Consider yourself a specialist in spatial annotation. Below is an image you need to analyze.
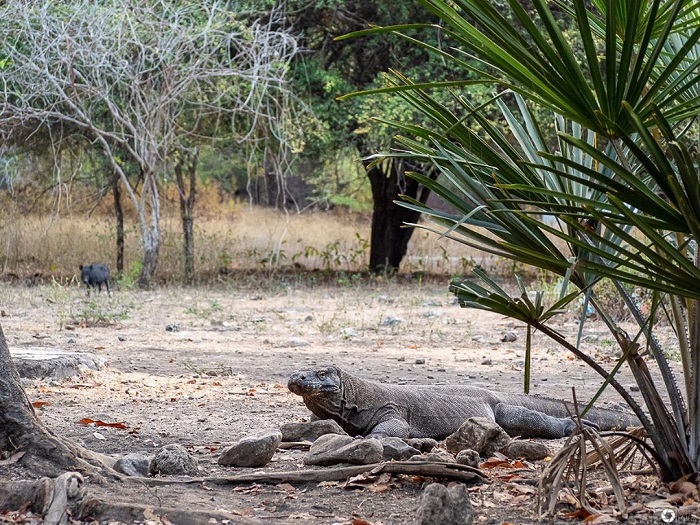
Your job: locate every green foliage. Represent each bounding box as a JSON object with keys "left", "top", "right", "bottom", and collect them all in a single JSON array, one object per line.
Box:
[
  {"left": 184, "top": 301, "right": 223, "bottom": 320},
  {"left": 116, "top": 262, "right": 143, "bottom": 291},
  {"left": 295, "top": 234, "right": 370, "bottom": 271},
  {"left": 73, "top": 299, "right": 132, "bottom": 327},
  {"left": 361, "top": 0, "right": 700, "bottom": 482}
]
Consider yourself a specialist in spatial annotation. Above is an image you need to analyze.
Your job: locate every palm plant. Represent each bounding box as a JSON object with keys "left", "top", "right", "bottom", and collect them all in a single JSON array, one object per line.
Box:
[{"left": 340, "top": 0, "right": 700, "bottom": 481}]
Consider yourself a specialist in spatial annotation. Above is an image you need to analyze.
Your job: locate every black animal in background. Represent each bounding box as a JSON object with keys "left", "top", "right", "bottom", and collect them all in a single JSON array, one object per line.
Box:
[{"left": 79, "top": 263, "right": 111, "bottom": 295}]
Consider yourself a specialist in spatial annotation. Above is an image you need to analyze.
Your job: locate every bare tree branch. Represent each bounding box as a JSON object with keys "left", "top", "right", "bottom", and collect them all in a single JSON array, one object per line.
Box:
[{"left": 0, "top": 0, "right": 299, "bottom": 285}]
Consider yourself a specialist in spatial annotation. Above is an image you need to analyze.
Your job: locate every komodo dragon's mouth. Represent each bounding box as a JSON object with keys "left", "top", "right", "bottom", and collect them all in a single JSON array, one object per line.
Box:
[{"left": 288, "top": 368, "right": 341, "bottom": 395}]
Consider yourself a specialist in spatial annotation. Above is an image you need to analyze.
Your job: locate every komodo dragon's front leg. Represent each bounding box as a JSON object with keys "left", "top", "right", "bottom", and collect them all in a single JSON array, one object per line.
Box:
[
  {"left": 365, "top": 417, "right": 411, "bottom": 439},
  {"left": 494, "top": 403, "right": 598, "bottom": 439}
]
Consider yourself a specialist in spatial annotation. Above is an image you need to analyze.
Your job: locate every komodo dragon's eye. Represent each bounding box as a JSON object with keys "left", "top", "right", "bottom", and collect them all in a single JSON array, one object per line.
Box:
[{"left": 317, "top": 371, "right": 326, "bottom": 379}]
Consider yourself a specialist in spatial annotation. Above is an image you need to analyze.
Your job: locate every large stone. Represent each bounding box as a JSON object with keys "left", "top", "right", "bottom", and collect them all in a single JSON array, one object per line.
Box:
[
  {"left": 408, "top": 450, "right": 456, "bottom": 464},
  {"left": 455, "top": 449, "right": 480, "bottom": 468},
  {"left": 149, "top": 444, "right": 199, "bottom": 476},
  {"left": 415, "top": 483, "right": 474, "bottom": 525},
  {"left": 218, "top": 430, "right": 282, "bottom": 467},
  {"left": 280, "top": 419, "right": 347, "bottom": 442},
  {"left": 445, "top": 417, "right": 510, "bottom": 456},
  {"left": 114, "top": 453, "right": 151, "bottom": 477},
  {"left": 380, "top": 437, "right": 421, "bottom": 461},
  {"left": 305, "top": 434, "right": 383, "bottom": 466},
  {"left": 500, "top": 440, "right": 550, "bottom": 461},
  {"left": 406, "top": 438, "right": 438, "bottom": 453}
]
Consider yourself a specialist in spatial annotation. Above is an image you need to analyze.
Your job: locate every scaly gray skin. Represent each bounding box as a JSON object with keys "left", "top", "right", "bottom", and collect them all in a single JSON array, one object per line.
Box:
[{"left": 288, "top": 366, "right": 641, "bottom": 440}]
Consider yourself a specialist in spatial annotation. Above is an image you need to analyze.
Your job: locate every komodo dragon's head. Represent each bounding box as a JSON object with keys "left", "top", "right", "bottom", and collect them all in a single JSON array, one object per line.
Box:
[
  {"left": 288, "top": 366, "right": 347, "bottom": 421},
  {"left": 288, "top": 366, "right": 342, "bottom": 397}
]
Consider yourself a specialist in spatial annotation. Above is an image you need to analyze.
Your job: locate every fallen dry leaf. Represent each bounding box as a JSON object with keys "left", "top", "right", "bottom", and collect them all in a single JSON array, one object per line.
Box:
[
  {"left": 670, "top": 480, "right": 698, "bottom": 499},
  {"left": 0, "top": 450, "right": 26, "bottom": 465},
  {"left": 31, "top": 401, "right": 51, "bottom": 408},
  {"left": 644, "top": 500, "right": 677, "bottom": 510},
  {"left": 562, "top": 508, "right": 593, "bottom": 520},
  {"left": 678, "top": 503, "right": 700, "bottom": 516},
  {"left": 317, "top": 481, "right": 340, "bottom": 488},
  {"left": 585, "top": 514, "right": 617, "bottom": 524},
  {"left": 350, "top": 519, "right": 373, "bottom": 525},
  {"left": 479, "top": 457, "right": 527, "bottom": 469},
  {"left": 77, "top": 418, "right": 128, "bottom": 429}
]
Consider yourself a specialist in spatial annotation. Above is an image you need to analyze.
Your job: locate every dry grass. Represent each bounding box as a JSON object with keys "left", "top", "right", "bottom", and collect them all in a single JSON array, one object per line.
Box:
[{"left": 0, "top": 195, "right": 511, "bottom": 283}]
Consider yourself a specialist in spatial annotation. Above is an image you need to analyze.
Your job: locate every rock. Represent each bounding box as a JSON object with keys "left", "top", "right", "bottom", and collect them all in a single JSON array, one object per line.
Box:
[
  {"left": 149, "top": 444, "right": 199, "bottom": 476},
  {"left": 280, "top": 419, "right": 347, "bottom": 442},
  {"left": 415, "top": 483, "right": 474, "bottom": 525},
  {"left": 114, "top": 453, "right": 151, "bottom": 477},
  {"left": 380, "top": 316, "right": 404, "bottom": 327},
  {"left": 406, "top": 438, "right": 438, "bottom": 453},
  {"left": 455, "top": 449, "right": 480, "bottom": 468},
  {"left": 340, "top": 327, "right": 360, "bottom": 339},
  {"left": 380, "top": 437, "right": 421, "bottom": 461},
  {"left": 408, "top": 449, "right": 456, "bottom": 463},
  {"left": 218, "top": 430, "right": 282, "bottom": 467},
  {"left": 500, "top": 440, "right": 550, "bottom": 461},
  {"left": 286, "top": 338, "right": 309, "bottom": 348},
  {"left": 501, "top": 331, "right": 517, "bottom": 342},
  {"left": 165, "top": 323, "right": 180, "bottom": 332},
  {"left": 445, "top": 417, "right": 510, "bottom": 456},
  {"left": 305, "top": 434, "right": 383, "bottom": 466},
  {"left": 415, "top": 358, "right": 426, "bottom": 365},
  {"left": 10, "top": 347, "right": 106, "bottom": 379},
  {"left": 481, "top": 358, "right": 492, "bottom": 366}
]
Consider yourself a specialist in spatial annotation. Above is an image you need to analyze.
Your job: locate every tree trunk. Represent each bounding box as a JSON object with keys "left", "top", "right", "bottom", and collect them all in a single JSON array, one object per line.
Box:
[
  {"left": 364, "top": 157, "right": 437, "bottom": 274},
  {"left": 112, "top": 171, "right": 124, "bottom": 276},
  {"left": 136, "top": 172, "right": 161, "bottom": 289},
  {"left": 174, "top": 148, "right": 198, "bottom": 284},
  {"left": 263, "top": 145, "right": 280, "bottom": 208},
  {"left": 0, "top": 324, "right": 115, "bottom": 480}
]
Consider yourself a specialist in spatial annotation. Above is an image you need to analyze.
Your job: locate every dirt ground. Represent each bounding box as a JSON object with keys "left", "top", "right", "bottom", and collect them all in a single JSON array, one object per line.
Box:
[{"left": 0, "top": 276, "right": 682, "bottom": 524}]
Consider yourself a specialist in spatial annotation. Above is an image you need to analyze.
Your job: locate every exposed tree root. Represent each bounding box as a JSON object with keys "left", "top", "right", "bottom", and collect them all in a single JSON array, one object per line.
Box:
[
  {"left": 0, "top": 473, "right": 265, "bottom": 525},
  {"left": 11, "top": 426, "right": 121, "bottom": 483}
]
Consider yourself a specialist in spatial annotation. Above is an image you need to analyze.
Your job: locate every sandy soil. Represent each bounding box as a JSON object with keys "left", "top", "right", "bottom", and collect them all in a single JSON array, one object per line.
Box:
[{"left": 0, "top": 276, "right": 677, "bottom": 524}]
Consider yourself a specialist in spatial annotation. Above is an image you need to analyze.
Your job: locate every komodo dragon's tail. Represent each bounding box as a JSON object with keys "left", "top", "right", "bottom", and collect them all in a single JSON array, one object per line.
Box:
[{"left": 513, "top": 394, "right": 641, "bottom": 431}]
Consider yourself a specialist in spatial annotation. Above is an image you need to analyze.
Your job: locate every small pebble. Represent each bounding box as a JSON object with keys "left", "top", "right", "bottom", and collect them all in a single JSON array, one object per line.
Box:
[{"left": 415, "top": 358, "right": 426, "bottom": 365}]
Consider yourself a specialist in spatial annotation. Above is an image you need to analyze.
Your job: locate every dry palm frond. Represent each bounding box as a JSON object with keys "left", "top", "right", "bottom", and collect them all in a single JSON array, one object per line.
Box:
[{"left": 538, "top": 425, "right": 656, "bottom": 519}]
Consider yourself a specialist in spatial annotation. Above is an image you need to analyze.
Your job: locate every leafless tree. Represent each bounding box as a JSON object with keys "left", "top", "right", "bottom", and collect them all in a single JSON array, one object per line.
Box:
[{"left": 0, "top": 0, "right": 299, "bottom": 286}]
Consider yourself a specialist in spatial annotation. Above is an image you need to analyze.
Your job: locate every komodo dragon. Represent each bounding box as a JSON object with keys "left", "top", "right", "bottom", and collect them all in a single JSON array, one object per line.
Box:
[{"left": 288, "top": 366, "right": 641, "bottom": 439}]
